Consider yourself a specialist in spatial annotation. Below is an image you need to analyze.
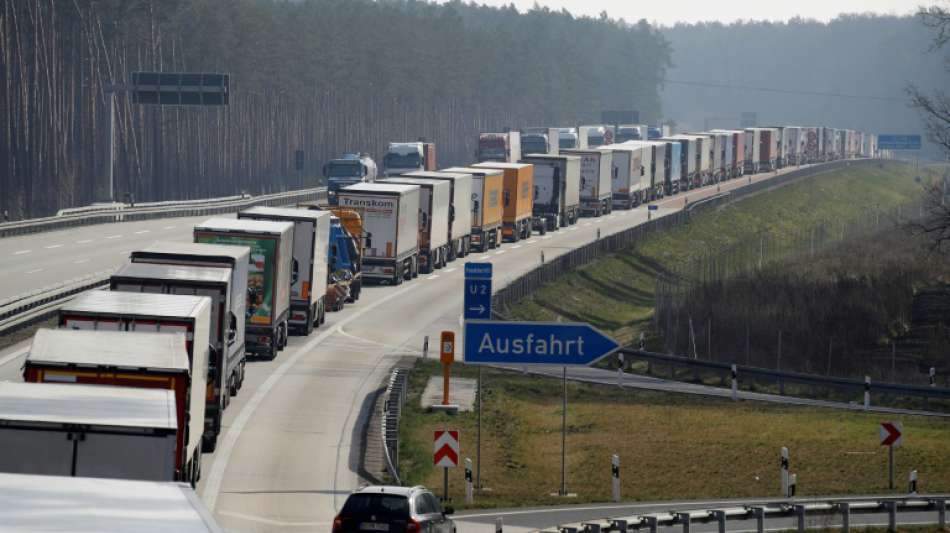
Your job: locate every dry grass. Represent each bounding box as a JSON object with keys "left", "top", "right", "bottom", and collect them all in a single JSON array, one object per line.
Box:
[{"left": 398, "top": 361, "right": 950, "bottom": 509}]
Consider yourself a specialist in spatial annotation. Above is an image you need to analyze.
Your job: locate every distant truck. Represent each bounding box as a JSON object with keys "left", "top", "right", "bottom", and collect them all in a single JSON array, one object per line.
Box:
[
  {"left": 558, "top": 128, "right": 579, "bottom": 149},
  {"left": 625, "top": 141, "right": 667, "bottom": 201},
  {"left": 561, "top": 148, "right": 613, "bottom": 217},
  {"left": 109, "top": 263, "right": 236, "bottom": 453},
  {"left": 129, "top": 241, "right": 249, "bottom": 397},
  {"left": 615, "top": 124, "right": 646, "bottom": 143},
  {"left": 382, "top": 142, "right": 436, "bottom": 176},
  {"left": 0, "top": 472, "right": 226, "bottom": 532},
  {"left": 599, "top": 143, "right": 644, "bottom": 210},
  {"left": 477, "top": 132, "right": 521, "bottom": 163},
  {"left": 238, "top": 207, "right": 331, "bottom": 335},
  {"left": 520, "top": 154, "right": 581, "bottom": 231},
  {"left": 472, "top": 162, "right": 534, "bottom": 242},
  {"left": 521, "top": 128, "right": 559, "bottom": 156},
  {"left": 381, "top": 176, "right": 452, "bottom": 273},
  {"left": 403, "top": 170, "right": 474, "bottom": 260},
  {"left": 744, "top": 128, "right": 762, "bottom": 174},
  {"left": 337, "top": 182, "right": 420, "bottom": 285},
  {"left": 0, "top": 381, "right": 178, "bottom": 482},
  {"left": 579, "top": 125, "right": 614, "bottom": 148},
  {"left": 443, "top": 166, "right": 504, "bottom": 252},
  {"left": 661, "top": 135, "right": 699, "bottom": 191},
  {"left": 194, "top": 218, "right": 294, "bottom": 360},
  {"left": 711, "top": 130, "right": 746, "bottom": 178},
  {"left": 647, "top": 126, "right": 663, "bottom": 140},
  {"left": 25, "top": 324, "right": 204, "bottom": 485},
  {"left": 323, "top": 153, "right": 377, "bottom": 205}
]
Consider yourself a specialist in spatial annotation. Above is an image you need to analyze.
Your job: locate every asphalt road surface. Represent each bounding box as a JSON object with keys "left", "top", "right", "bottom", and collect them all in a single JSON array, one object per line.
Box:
[{"left": 1, "top": 164, "right": 884, "bottom": 531}]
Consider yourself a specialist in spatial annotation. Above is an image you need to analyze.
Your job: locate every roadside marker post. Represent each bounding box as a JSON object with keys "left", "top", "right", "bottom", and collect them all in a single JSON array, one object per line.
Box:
[
  {"left": 611, "top": 454, "right": 621, "bottom": 502},
  {"left": 880, "top": 421, "right": 903, "bottom": 490},
  {"left": 464, "top": 458, "right": 474, "bottom": 504},
  {"left": 930, "top": 367, "right": 937, "bottom": 387},
  {"left": 423, "top": 335, "right": 429, "bottom": 359},
  {"left": 788, "top": 473, "right": 797, "bottom": 498},
  {"left": 909, "top": 469, "right": 918, "bottom": 494},
  {"left": 495, "top": 517, "right": 503, "bottom": 533},
  {"left": 864, "top": 376, "right": 871, "bottom": 410},
  {"left": 781, "top": 447, "right": 790, "bottom": 497},
  {"left": 731, "top": 364, "right": 738, "bottom": 401}
]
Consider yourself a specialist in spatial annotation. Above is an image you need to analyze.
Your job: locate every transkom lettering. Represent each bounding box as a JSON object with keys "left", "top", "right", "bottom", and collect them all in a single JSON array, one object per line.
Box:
[{"left": 478, "top": 332, "right": 585, "bottom": 357}]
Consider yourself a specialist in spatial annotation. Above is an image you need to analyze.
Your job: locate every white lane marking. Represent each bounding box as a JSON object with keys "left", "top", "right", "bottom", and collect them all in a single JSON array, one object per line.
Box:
[
  {"left": 511, "top": 244, "right": 522, "bottom": 249},
  {"left": 526, "top": 239, "right": 537, "bottom": 244},
  {"left": 134, "top": 230, "right": 151, "bottom": 234},
  {"left": 44, "top": 244, "right": 62, "bottom": 249},
  {"left": 583, "top": 222, "right": 592, "bottom": 227},
  {"left": 201, "top": 283, "right": 416, "bottom": 512},
  {"left": 594, "top": 218, "right": 605, "bottom": 224},
  {"left": 541, "top": 235, "right": 552, "bottom": 240},
  {"left": 105, "top": 234, "right": 122, "bottom": 239},
  {"left": 427, "top": 275, "right": 439, "bottom": 280},
  {"left": 163, "top": 225, "right": 176, "bottom": 230},
  {"left": 568, "top": 227, "right": 579, "bottom": 232},
  {"left": 337, "top": 326, "right": 421, "bottom": 354},
  {"left": 12, "top": 250, "right": 30, "bottom": 255},
  {"left": 217, "top": 510, "right": 330, "bottom": 528},
  {"left": 76, "top": 239, "right": 93, "bottom": 244},
  {"left": 494, "top": 250, "right": 506, "bottom": 255},
  {"left": 478, "top": 255, "right": 491, "bottom": 260},
  {"left": 0, "top": 346, "right": 30, "bottom": 368},
  {"left": 443, "top": 268, "right": 457, "bottom": 273},
  {"left": 25, "top": 268, "right": 43, "bottom": 274},
  {"left": 73, "top": 259, "right": 89, "bottom": 264}
]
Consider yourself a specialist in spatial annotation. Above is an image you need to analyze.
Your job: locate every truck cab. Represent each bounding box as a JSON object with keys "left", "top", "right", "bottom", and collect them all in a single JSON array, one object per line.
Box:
[
  {"left": 521, "top": 127, "right": 558, "bottom": 156},
  {"left": 477, "top": 132, "right": 521, "bottom": 163},
  {"left": 383, "top": 142, "right": 436, "bottom": 176},
  {"left": 615, "top": 125, "right": 644, "bottom": 143},
  {"left": 324, "top": 153, "right": 377, "bottom": 204},
  {"left": 558, "top": 128, "right": 578, "bottom": 150}
]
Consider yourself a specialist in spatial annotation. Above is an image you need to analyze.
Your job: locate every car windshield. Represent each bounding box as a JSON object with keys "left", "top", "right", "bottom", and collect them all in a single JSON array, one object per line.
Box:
[
  {"left": 384, "top": 152, "right": 421, "bottom": 169},
  {"left": 340, "top": 494, "right": 410, "bottom": 520}
]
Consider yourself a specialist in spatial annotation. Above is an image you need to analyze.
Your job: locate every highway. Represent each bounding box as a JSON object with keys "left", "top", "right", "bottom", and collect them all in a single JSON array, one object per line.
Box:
[{"left": 0, "top": 164, "right": 870, "bottom": 531}]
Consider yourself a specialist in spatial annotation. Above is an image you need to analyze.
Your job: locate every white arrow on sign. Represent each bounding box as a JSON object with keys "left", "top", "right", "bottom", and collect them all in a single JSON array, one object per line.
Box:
[{"left": 468, "top": 305, "right": 486, "bottom": 314}]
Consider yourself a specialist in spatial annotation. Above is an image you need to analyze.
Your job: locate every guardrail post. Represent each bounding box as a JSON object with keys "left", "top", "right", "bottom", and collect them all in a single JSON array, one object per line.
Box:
[
  {"left": 582, "top": 523, "right": 600, "bottom": 533},
  {"left": 731, "top": 364, "right": 738, "bottom": 401},
  {"left": 750, "top": 507, "right": 765, "bottom": 533},
  {"left": 673, "top": 512, "right": 691, "bottom": 533},
  {"left": 886, "top": 500, "right": 897, "bottom": 532},
  {"left": 864, "top": 376, "right": 871, "bottom": 410},
  {"left": 643, "top": 516, "right": 658, "bottom": 533},
  {"left": 610, "top": 519, "right": 627, "bottom": 533},
  {"left": 495, "top": 517, "right": 503, "bottom": 533},
  {"left": 794, "top": 504, "right": 806, "bottom": 532},
  {"left": 710, "top": 510, "right": 726, "bottom": 533},
  {"left": 838, "top": 502, "right": 851, "bottom": 532},
  {"left": 935, "top": 498, "right": 946, "bottom": 529}
]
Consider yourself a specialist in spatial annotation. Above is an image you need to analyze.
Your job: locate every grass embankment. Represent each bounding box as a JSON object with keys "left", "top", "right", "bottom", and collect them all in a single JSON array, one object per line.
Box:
[
  {"left": 399, "top": 360, "right": 950, "bottom": 509},
  {"left": 508, "top": 161, "right": 926, "bottom": 347}
]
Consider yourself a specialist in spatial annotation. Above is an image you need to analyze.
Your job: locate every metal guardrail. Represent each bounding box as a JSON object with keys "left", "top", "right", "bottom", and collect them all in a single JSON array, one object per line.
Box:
[
  {"left": 621, "top": 349, "right": 950, "bottom": 403},
  {"left": 0, "top": 271, "right": 113, "bottom": 336},
  {"left": 542, "top": 495, "right": 948, "bottom": 533},
  {"left": 381, "top": 368, "right": 409, "bottom": 485},
  {"left": 0, "top": 187, "right": 327, "bottom": 238}
]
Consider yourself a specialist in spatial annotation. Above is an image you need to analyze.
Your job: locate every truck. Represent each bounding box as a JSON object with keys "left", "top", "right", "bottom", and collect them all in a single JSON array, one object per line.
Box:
[
  {"left": 477, "top": 132, "right": 521, "bottom": 163},
  {"left": 295, "top": 203, "right": 365, "bottom": 304},
  {"left": 760, "top": 128, "right": 780, "bottom": 170},
  {"left": 558, "top": 128, "right": 579, "bottom": 149},
  {"left": 685, "top": 132, "right": 723, "bottom": 181},
  {"left": 323, "top": 153, "right": 377, "bottom": 205},
  {"left": 382, "top": 142, "right": 436, "bottom": 176},
  {"left": 579, "top": 125, "right": 614, "bottom": 148},
  {"left": 615, "top": 124, "right": 646, "bottom": 143},
  {"left": 337, "top": 182, "right": 420, "bottom": 285},
  {"left": 442, "top": 166, "right": 504, "bottom": 251},
  {"left": 711, "top": 130, "right": 746, "bottom": 177},
  {"left": 237, "top": 207, "right": 331, "bottom": 335},
  {"left": 472, "top": 162, "right": 534, "bottom": 241},
  {"left": 380, "top": 176, "right": 451, "bottom": 272},
  {"left": 25, "top": 325, "right": 203, "bottom": 485},
  {"left": 0, "top": 471, "right": 225, "bottom": 532},
  {"left": 194, "top": 218, "right": 293, "bottom": 360},
  {"left": 520, "top": 154, "right": 581, "bottom": 231},
  {"left": 744, "top": 128, "right": 762, "bottom": 174},
  {"left": 109, "top": 263, "right": 235, "bottom": 454},
  {"left": 129, "top": 241, "right": 249, "bottom": 396},
  {"left": 709, "top": 130, "right": 735, "bottom": 179},
  {"left": 600, "top": 143, "right": 644, "bottom": 209},
  {"left": 521, "top": 127, "right": 559, "bottom": 156},
  {"left": 402, "top": 170, "right": 474, "bottom": 260},
  {"left": 561, "top": 148, "right": 613, "bottom": 216},
  {"left": 665, "top": 140, "right": 682, "bottom": 195},
  {"left": 0, "top": 380, "right": 177, "bottom": 482},
  {"left": 662, "top": 135, "right": 699, "bottom": 190},
  {"left": 625, "top": 141, "right": 667, "bottom": 201},
  {"left": 803, "top": 127, "right": 821, "bottom": 163}
]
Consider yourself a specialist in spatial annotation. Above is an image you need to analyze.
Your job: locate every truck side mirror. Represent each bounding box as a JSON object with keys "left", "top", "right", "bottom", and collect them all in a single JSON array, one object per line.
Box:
[
  {"left": 291, "top": 259, "right": 299, "bottom": 285},
  {"left": 228, "top": 312, "right": 237, "bottom": 343}
]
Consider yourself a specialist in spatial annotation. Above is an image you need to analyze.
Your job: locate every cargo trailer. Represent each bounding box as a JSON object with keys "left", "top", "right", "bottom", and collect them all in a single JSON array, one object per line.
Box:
[
  {"left": 660, "top": 135, "right": 698, "bottom": 191},
  {"left": 194, "top": 218, "right": 293, "bottom": 360},
  {"left": 237, "top": 207, "right": 331, "bottom": 335},
  {"left": 24, "top": 327, "right": 202, "bottom": 485},
  {"left": 520, "top": 154, "right": 581, "bottom": 232},
  {"left": 442, "top": 166, "right": 504, "bottom": 252},
  {"left": 599, "top": 143, "right": 644, "bottom": 209},
  {"left": 109, "top": 263, "right": 234, "bottom": 453},
  {"left": 402, "top": 170, "right": 473, "bottom": 260},
  {"left": 380, "top": 177, "right": 451, "bottom": 272},
  {"left": 338, "top": 182, "right": 420, "bottom": 285},
  {"left": 472, "top": 162, "right": 534, "bottom": 242},
  {"left": 744, "top": 128, "right": 762, "bottom": 173},
  {"left": 561, "top": 148, "right": 613, "bottom": 216}
]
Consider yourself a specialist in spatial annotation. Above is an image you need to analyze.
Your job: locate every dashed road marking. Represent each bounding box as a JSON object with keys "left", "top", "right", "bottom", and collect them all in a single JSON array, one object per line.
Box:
[
  {"left": 73, "top": 259, "right": 90, "bottom": 264},
  {"left": 163, "top": 226, "right": 176, "bottom": 230},
  {"left": 134, "top": 230, "right": 151, "bottom": 234},
  {"left": 568, "top": 227, "right": 579, "bottom": 232},
  {"left": 25, "top": 268, "right": 43, "bottom": 274},
  {"left": 105, "top": 235, "right": 122, "bottom": 240},
  {"left": 426, "top": 275, "right": 439, "bottom": 280},
  {"left": 76, "top": 239, "right": 93, "bottom": 244},
  {"left": 44, "top": 244, "right": 62, "bottom": 249},
  {"left": 443, "top": 268, "right": 457, "bottom": 273},
  {"left": 541, "top": 235, "right": 552, "bottom": 240},
  {"left": 511, "top": 244, "right": 522, "bottom": 249},
  {"left": 478, "top": 255, "right": 491, "bottom": 260},
  {"left": 13, "top": 250, "right": 30, "bottom": 255},
  {"left": 594, "top": 218, "right": 605, "bottom": 224},
  {"left": 526, "top": 239, "right": 538, "bottom": 244},
  {"left": 583, "top": 222, "right": 592, "bottom": 227},
  {"left": 494, "top": 250, "right": 506, "bottom": 255}
]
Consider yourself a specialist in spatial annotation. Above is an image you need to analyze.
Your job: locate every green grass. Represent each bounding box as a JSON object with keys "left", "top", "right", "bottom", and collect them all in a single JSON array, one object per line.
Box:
[
  {"left": 399, "top": 360, "right": 950, "bottom": 509},
  {"left": 509, "top": 161, "right": 930, "bottom": 347}
]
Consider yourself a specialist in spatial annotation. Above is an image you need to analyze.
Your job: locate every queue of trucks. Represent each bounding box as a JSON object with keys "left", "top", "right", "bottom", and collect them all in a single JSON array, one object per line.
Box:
[{"left": 0, "top": 123, "right": 878, "bottom": 511}]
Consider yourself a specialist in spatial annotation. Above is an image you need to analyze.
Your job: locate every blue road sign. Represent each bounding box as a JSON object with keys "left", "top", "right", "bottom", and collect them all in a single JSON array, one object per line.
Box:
[
  {"left": 878, "top": 134, "right": 922, "bottom": 151},
  {"left": 648, "top": 205, "right": 658, "bottom": 211},
  {"left": 464, "top": 262, "right": 492, "bottom": 320},
  {"left": 463, "top": 320, "right": 620, "bottom": 365}
]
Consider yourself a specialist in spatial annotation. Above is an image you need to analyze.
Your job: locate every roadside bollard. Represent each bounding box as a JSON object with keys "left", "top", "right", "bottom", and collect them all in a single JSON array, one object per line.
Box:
[
  {"left": 495, "top": 516, "right": 503, "bottom": 533},
  {"left": 617, "top": 353, "right": 625, "bottom": 388},
  {"left": 465, "top": 458, "right": 474, "bottom": 504},
  {"left": 611, "top": 454, "right": 620, "bottom": 502},
  {"left": 909, "top": 470, "right": 918, "bottom": 494},
  {"left": 781, "top": 447, "right": 790, "bottom": 497},
  {"left": 788, "top": 473, "right": 797, "bottom": 498},
  {"left": 930, "top": 367, "right": 937, "bottom": 387},
  {"left": 596, "top": 228, "right": 601, "bottom": 241},
  {"left": 731, "top": 364, "right": 738, "bottom": 401},
  {"left": 864, "top": 376, "right": 871, "bottom": 410},
  {"left": 423, "top": 336, "right": 429, "bottom": 360}
]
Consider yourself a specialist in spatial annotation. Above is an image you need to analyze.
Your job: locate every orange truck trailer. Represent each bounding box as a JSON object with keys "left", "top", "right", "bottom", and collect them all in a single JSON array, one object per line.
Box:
[{"left": 471, "top": 162, "right": 534, "bottom": 242}]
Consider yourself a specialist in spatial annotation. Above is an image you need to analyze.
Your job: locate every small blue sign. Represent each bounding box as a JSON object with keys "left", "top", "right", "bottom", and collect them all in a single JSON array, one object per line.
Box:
[
  {"left": 464, "top": 262, "right": 492, "bottom": 320},
  {"left": 464, "top": 320, "right": 620, "bottom": 365},
  {"left": 648, "top": 205, "right": 658, "bottom": 211},
  {"left": 465, "top": 262, "right": 492, "bottom": 279},
  {"left": 878, "top": 134, "right": 922, "bottom": 151}
]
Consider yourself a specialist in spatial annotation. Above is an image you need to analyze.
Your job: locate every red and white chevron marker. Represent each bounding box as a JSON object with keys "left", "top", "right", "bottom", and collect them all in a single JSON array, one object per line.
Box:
[
  {"left": 880, "top": 421, "right": 903, "bottom": 447},
  {"left": 434, "top": 430, "right": 460, "bottom": 468}
]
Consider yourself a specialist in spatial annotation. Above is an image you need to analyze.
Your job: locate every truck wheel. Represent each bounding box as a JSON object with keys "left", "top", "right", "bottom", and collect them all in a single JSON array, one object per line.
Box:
[
  {"left": 230, "top": 373, "right": 238, "bottom": 397},
  {"left": 305, "top": 309, "right": 315, "bottom": 335},
  {"left": 192, "top": 450, "right": 202, "bottom": 487},
  {"left": 394, "top": 272, "right": 404, "bottom": 285},
  {"left": 202, "top": 429, "right": 218, "bottom": 454}
]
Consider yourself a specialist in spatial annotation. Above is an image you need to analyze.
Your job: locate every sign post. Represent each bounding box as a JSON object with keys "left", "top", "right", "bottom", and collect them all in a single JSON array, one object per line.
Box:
[
  {"left": 440, "top": 331, "right": 455, "bottom": 406},
  {"left": 880, "top": 421, "right": 903, "bottom": 490},
  {"left": 434, "top": 429, "right": 460, "bottom": 501},
  {"left": 464, "top": 262, "right": 492, "bottom": 491}
]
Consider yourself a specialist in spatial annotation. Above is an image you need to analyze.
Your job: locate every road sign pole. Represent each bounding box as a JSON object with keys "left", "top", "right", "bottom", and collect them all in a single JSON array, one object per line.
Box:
[
  {"left": 443, "top": 466, "right": 449, "bottom": 502},
  {"left": 107, "top": 88, "right": 116, "bottom": 203},
  {"left": 888, "top": 444, "right": 894, "bottom": 490},
  {"left": 781, "top": 447, "right": 789, "bottom": 497},
  {"left": 561, "top": 365, "right": 567, "bottom": 496},
  {"left": 476, "top": 367, "right": 482, "bottom": 490}
]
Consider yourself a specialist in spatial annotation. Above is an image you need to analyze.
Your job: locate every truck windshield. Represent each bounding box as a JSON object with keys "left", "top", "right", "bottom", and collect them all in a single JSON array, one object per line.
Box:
[
  {"left": 522, "top": 139, "right": 547, "bottom": 155},
  {"left": 617, "top": 131, "right": 640, "bottom": 142},
  {"left": 588, "top": 135, "right": 605, "bottom": 146},
  {"left": 384, "top": 152, "right": 420, "bottom": 170},
  {"left": 559, "top": 138, "right": 576, "bottom": 149},
  {"left": 327, "top": 163, "right": 363, "bottom": 178}
]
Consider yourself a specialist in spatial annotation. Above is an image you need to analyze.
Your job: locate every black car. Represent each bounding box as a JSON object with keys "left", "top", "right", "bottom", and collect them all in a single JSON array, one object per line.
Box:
[{"left": 334, "top": 485, "right": 455, "bottom": 533}]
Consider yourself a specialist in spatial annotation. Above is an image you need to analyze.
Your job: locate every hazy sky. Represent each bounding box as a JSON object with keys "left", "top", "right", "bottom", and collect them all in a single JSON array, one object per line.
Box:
[{"left": 456, "top": 0, "right": 918, "bottom": 26}]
